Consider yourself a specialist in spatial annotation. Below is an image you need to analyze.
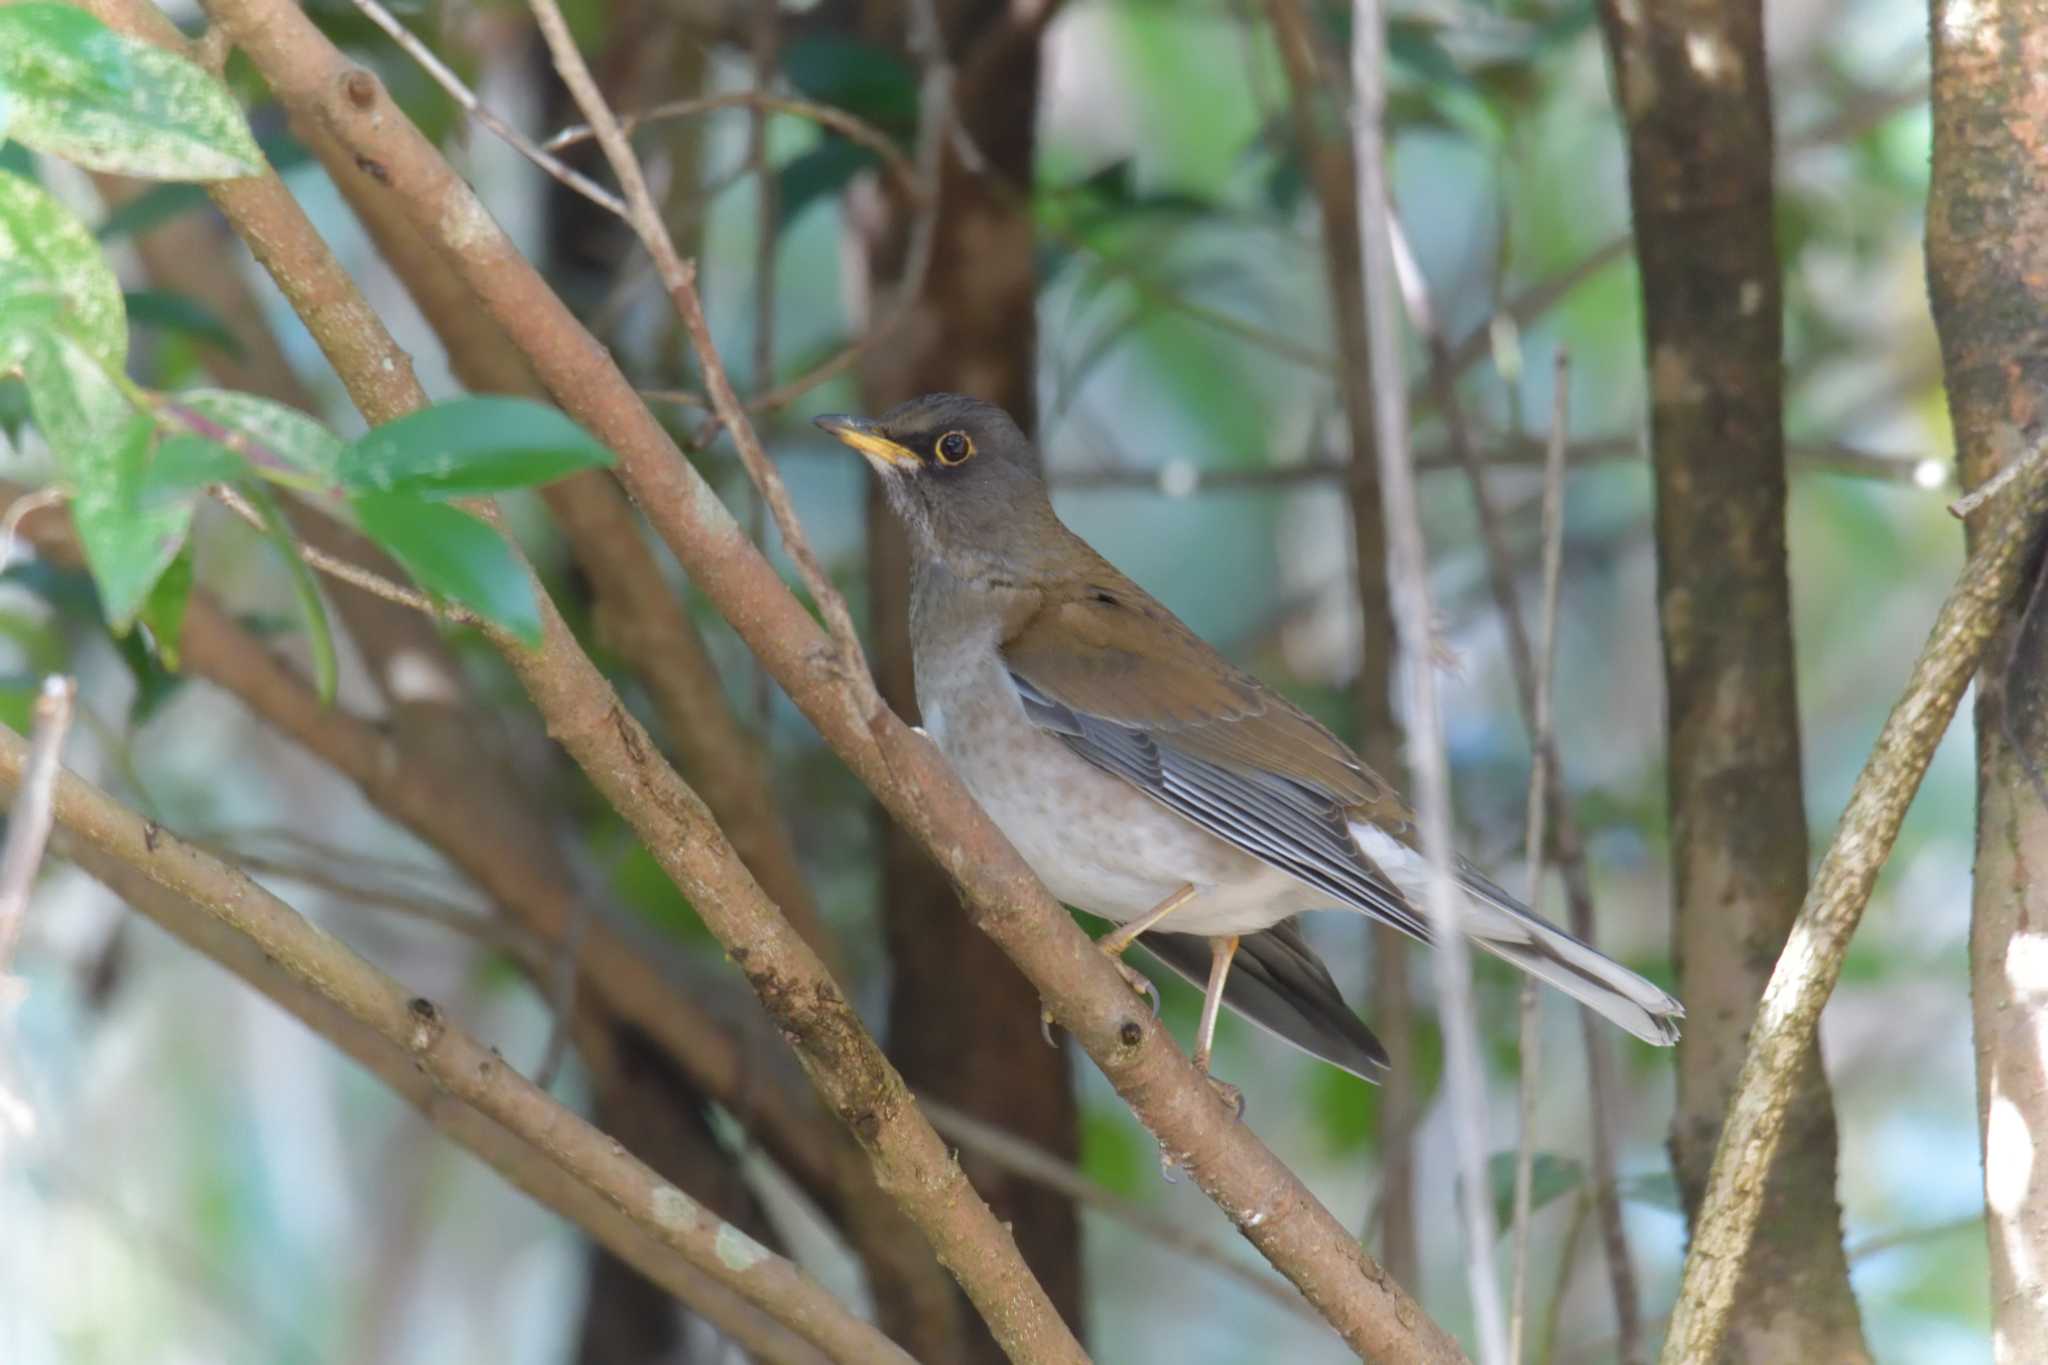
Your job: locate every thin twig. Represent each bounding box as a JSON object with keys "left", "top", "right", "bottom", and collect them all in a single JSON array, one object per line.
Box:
[
  {"left": 200, "top": 843, "right": 545, "bottom": 960},
  {"left": 1846, "top": 1213, "right": 1983, "bottom": 1262},
  {"left": 211, "top": 484, "right": 465, "bottom": 625},
  {"left": 532, "top": 887, "right": 588, "bottom": 1093},
  {"left": 0, "top": 676, "right": 77, "bottom": 975},
  {"left": 1351, "top": 5, "right": 1508, "bottom": 1362},
  {"left": 747, "top": 7, "right": 781, "bottom": 736},
  {"left": 691, "top": 23, "right": 953, "bottom": 437},
  {"left": 1508, "top": 350, "right": 1570, "bottom": 1362},
  {"left": 1660, "top": 437, "right": 2048, "bottom": 1359},
  {"left": 345, "top": 0, "right": 626, "bottom": 217},
  {"left": 524, "top": 0, "right": 870, "bottom": 676},
  {"left": 729, "top": 428, "right": 1936, "bottom": 492},
  {"left": 1391, "top": 194, "right": 1644, "bottom": 1356},
  {"left": 546, "top": 91, "right": 924, "bottom": 200},
  {"left": 1536, "top": 1190, "right": 1592, "bottom": 1365},
  {"left": 1949, "top": 426, "right": 2048, "bottom": 517}
]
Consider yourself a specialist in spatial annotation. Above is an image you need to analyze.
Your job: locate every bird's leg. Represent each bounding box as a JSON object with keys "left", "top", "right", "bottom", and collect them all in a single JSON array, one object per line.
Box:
[
  {"left": 1040, "top": 884, "right": 1196, "bottom": 1046},
  {"left": 1095, "top": 883, "right": 1199, "bottom": 960},
  {"left": 1191, "top": 934, "right": 1245, "bottom": 1116}
]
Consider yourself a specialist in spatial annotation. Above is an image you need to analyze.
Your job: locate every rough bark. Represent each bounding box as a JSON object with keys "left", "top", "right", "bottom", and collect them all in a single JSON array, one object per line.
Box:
[
  {"left": 854, "top": 3, "right": 1083, "bottom": 1354},
  {"left": 1596, "top": 2, "right": 1870, "bottom": 1359},
  {"left": 1928, "top": 4, "right": 2048, "bottom": 1358}
]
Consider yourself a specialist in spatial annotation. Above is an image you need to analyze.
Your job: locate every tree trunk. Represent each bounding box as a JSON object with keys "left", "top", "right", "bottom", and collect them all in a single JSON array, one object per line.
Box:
[
  {"left": 1928, "top": 5, "right": 2048, "bottom": 1357},
  {"left": 1597, "top": 2, "right": 1871, "bottom": 1359},
  {"left": 857, "top": 4, "right": 1084, "bottom": 1357}
]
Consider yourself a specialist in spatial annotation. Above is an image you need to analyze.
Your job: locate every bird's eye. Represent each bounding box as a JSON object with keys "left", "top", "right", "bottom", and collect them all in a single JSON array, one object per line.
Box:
[{"left": 935, "top": 430, "right": 974, "bottom": 466}]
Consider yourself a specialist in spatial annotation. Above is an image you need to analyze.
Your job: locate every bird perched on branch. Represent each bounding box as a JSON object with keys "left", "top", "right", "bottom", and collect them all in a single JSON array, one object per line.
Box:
[{"left": 819, "top": 393, "right": 1682, "bottom": 1100}]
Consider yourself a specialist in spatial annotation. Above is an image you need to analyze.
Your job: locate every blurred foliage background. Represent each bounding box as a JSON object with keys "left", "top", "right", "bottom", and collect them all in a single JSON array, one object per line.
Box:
[{"left": 0, "top": 0, "right": 1978, "bottom": 1360}]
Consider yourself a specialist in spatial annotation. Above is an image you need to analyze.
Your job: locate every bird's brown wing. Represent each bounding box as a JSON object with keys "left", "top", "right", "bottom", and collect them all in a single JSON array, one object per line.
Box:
[{"left": 1000, "top": 579, "right": 1431, "bottom": 940}]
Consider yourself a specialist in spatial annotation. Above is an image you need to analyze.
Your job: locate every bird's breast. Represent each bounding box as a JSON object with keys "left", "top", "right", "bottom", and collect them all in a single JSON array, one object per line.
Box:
[{"left": 912, "top": 635, "right": 1300, "bottom": 933}]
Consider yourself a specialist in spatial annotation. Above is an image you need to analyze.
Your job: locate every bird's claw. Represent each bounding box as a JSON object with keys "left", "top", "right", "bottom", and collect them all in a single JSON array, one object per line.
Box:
[
  {"left": 1039, "top": 1006, "right": 1059, "bottom": 1048},
  {"left": 1105, "top": 955, "right": 1160, "bottom": 1017},
  {"left": 1207, "top": 1075, "right": 1247, "bottom": 1120}
]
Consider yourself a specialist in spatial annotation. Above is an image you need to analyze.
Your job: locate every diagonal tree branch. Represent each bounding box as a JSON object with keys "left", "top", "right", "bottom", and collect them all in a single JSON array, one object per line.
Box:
[
  {"left": 196, "top": 0, "right": 1466, "bottom": 1354},
  {"left": 0, "top": 740, "right": 906, "bottom": 1365},
  {"left": 1659, "top": 444, "right": 2048, "bottom": 1361},
  {"left": 70, "top": 0, "right": 1088, "bottom": 1352},
  {"left": 60, "top": 844, "right": 834, "bottom": 1365}
]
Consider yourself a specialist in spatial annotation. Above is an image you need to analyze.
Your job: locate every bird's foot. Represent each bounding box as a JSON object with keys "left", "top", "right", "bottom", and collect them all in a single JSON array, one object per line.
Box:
[
  {"left": 1104, "top": 954, "right": 1161, "bottom": 1016},
  {"left": 1040, "top": 955, "right": 1159, "bottom": 1047}
]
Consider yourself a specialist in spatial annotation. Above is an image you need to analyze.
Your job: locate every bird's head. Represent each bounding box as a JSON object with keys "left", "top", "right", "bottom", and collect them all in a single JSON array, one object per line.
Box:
[{"left": 815, "top": 393, "right": 1062, "bottom": 577}]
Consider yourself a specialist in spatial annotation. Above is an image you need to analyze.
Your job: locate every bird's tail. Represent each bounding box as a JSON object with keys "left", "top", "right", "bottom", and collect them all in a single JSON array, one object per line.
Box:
[
  {"left": 1455, "top": 868, "right": 1683, "bottom": 1045},
  {"left": 1348, "top": 821, "right": 1683, "bottom": 1045}
]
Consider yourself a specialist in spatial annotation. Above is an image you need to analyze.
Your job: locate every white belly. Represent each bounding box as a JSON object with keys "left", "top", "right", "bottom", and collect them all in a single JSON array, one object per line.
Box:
[{"left": 918, "top": 644, "right": 1316, "bottom": 938}]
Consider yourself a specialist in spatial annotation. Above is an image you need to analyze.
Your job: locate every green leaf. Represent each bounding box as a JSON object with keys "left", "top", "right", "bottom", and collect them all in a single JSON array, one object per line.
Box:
[
  {"left": 109, "top": 615, "right": 184, "bottom": 724},
  {"left": 244, "top": 482, "right": 336, "bottom": 704},
  {"left": 780, "top": 35, "right": 917, "bottom": 136},
  {"left": 41, "top": 397, "right": 193, "bottom": 630},
  {"left": 18, "top": 330, "right": 194, "bottom": 628},
  {"left": 336, "top": 397, "right": 613, "bottom": 497},
  {"left": 174, "top": 388, "right": 342, "bottom": 483},
  {"left": 0, "top": 4, "right": 263, "bottom": 180},
  {"left": 1487, "top": 1151, "right": 1586, "bottom": 1235},
  {"left": 136, "top": 544, "right": 192, "bottom": 669},
  {"left": 0, "top": 259, "right": 62, "bottom": 371},
  {"left": 776, "top": 139, "right": 876, "bottom": 234},
  {"left": 123, "top": 288, "right": 243, "bottom": 357},
  {"left": 19, "top": 325, "right": 131, "bottom": 453},
  {"left": 140, "top": 431, "right": 242, "bottom": 507},
  {"left": 0, "top": 167, "right": 126, "bottom": 366},
  {"left": 94, "top": 127, "right": 308, "bottom": 243},
  {"left": 348, "top": 491, "right": 541, "bottom": 646}
]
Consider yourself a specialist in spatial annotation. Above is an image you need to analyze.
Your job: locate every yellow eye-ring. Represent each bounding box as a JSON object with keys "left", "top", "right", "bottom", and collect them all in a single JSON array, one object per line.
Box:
[{"left": 935, "top": 430, "right": 974, "bottom": 465}]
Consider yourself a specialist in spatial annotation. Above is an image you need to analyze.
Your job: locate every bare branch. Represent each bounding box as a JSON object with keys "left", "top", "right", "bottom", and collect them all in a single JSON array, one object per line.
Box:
[
  {"left": 208, "top": 484, "right": 461, "bottom": 624},
  {"left": 1390, "top": 202, "right": 1644, "bottom": 1357},
  {"left": 1658, "top": 443, "right": 2048, "bottom": 1361},
  {"left": 1350, "top": 4, "right": 1506, "bottom": 1360},
  {"left": 0, "top": 676, "right": 77, "bottom": 976},
  {"left": 0, "top": 739, "right": 907, "bottom": 1365},
  {"left": 523, "top": 0, "right": 870, "bottom": 679},
  {"left": 545, "top": 90, "right": 924, "bottom": 201},
  {"left": 345, "top": 0, "right": 626, "bottom": 217},
  {"left": 1950, "top": 432, "right": 2048, "bottom": 518},
  {"left": 1509, "top": 351, "right": 1570, "bottom": 1362}
]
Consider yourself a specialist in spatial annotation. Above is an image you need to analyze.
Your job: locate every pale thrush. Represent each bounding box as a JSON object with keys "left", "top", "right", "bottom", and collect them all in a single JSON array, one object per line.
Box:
[{"left": 819, "top": 394, "right": 1683, "bottom": 1090}]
